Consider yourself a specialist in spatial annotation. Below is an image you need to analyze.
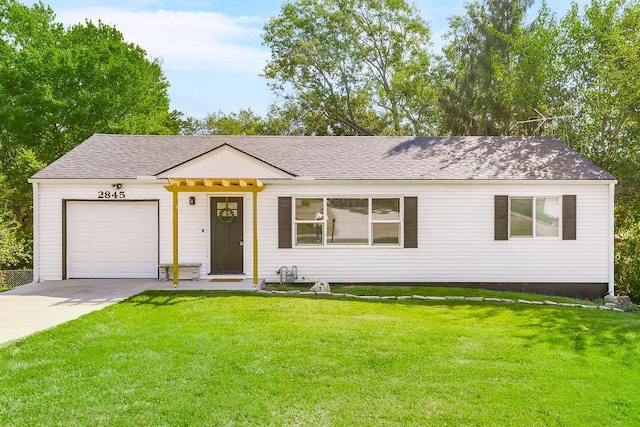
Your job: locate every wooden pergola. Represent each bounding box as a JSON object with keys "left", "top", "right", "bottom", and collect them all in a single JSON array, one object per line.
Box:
[{"left": 164, "top": 178, "right": 265, "bottom": 286}]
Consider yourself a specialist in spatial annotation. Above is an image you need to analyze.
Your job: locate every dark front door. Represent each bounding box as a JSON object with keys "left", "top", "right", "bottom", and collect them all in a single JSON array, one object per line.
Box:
[{"left": 210, "top": 197, "right": 243, "bottom": 274}]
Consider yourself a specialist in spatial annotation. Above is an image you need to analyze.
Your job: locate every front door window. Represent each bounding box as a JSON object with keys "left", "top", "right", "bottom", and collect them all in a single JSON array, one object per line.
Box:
[{"left": 217, "top": 201, "right": 238, "bottom": 224}]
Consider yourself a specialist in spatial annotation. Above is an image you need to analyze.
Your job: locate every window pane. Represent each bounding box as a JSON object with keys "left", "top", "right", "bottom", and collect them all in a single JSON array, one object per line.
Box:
[
  {"left": 295, "top": 198, "right": 323, "bottom": 220},
  {"left": 327, "top": 198, "right": 368, "bottom": 244},
  {"left": 372, "top": 223, "right": 399, "bottom": 245},
  {"left": 510, "top": 198, "right": 533, "bottom": 236},
  {"left": 536, "top": 197, "right": 560, "bottom": 237},
  {"left": 296, "top": 223, "right": 323, "bottom": 245},
  {"left": 372, "top": 198, "right": 400, "bottom": 220},
  {"left": 216, "top": 202, "right": 238, "bottom": 216}
]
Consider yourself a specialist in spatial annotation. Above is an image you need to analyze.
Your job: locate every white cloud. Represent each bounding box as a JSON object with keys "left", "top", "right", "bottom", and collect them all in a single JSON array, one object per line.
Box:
[{"left": 54, "top": 8, "right": 270, "bottom": 72}]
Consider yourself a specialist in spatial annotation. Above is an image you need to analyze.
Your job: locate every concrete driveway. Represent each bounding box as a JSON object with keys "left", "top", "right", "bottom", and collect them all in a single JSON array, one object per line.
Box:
[
  {"left": 0, "top": 279, "right": 159, "bottom": 345},
  {"left": 0, "top": 278, "right": 259, "bottom": 345}
]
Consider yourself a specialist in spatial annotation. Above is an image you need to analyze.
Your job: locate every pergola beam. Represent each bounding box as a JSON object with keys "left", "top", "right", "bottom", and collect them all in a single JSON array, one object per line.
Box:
[{"left": 165, "top": 178, "right": 264, "bottom": 193}]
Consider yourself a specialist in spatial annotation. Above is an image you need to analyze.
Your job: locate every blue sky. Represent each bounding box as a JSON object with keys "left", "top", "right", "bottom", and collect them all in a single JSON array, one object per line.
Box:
[{"left": 42, "top": 0, "right": 587, "bottom": 119}]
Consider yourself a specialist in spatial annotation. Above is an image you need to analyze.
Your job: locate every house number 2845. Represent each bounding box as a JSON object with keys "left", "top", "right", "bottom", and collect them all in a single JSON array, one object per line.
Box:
[{"left": 98, "top": 191, "right": 125, "bottom": 199}]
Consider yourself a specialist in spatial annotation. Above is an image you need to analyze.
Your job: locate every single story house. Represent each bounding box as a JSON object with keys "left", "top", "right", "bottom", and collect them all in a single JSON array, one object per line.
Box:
[{"left": 29, "top": 134, "right": 616, "bottom": 298}]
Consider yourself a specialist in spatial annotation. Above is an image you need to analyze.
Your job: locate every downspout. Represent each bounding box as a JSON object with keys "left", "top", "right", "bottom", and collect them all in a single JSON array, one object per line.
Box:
[
  {"left": 608, "top": 182, "right": 615, "bottom": 296},
  {"left": 29, "top": 181, "right": 40, "bottom": 284}
]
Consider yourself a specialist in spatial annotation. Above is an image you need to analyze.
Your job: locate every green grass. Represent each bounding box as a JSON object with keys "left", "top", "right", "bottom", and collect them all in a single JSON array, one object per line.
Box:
[{"left": 1, "top": 291, "right": 639, "bottom": 426}]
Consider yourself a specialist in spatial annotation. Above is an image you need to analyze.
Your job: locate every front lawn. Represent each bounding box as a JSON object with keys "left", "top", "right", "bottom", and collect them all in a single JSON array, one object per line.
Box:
[{"left": 1, "top": 291, "right": 639, "bottom": 425}]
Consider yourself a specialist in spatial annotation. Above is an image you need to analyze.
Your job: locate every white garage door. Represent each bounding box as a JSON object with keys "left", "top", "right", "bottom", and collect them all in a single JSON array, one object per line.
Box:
[{"left": 67, "top": 201, "right": 158, "bottom": 278}]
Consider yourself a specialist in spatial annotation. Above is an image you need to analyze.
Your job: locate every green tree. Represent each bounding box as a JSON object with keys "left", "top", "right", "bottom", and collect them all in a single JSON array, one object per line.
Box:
[
  {"left": 0, "top": 173, "right": 31, "bottom": 270},
  {"left": 437, "top": 0, "right": 561, "bottom": 136},
  {"left": 183, "top": 109, "right": 268, "bottom": 135},
  {"left": 558, "top": 0, "right": 640, "bottom": 168},
  {"left": 0, "top": 7, "right": 179, "bottom": 165},
  {"left": 262, "top": 0, "right": 437, "bottom": 135},
  {"left": 263, "top": 102, "right": 365, "bottom": 135},
  {"left": 182, "top": 105, "right": 364, "bottom": 136},
  {"left": 0, "top": 148, "right": 45, "bottom": 229},
  {"left": 0, "top": 213, "right": 31, "bottom": 270}
]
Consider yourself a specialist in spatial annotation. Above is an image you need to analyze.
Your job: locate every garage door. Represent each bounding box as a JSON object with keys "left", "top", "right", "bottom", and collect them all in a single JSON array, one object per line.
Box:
[{"left": 66, "top": 201, "right": 158, "bottom": 278}]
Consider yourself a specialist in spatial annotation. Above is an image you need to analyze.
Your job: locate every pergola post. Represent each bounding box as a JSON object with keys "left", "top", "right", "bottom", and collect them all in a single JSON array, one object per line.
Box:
[{"left": 172, "top": 190, "right": 179, "bottom": 286}]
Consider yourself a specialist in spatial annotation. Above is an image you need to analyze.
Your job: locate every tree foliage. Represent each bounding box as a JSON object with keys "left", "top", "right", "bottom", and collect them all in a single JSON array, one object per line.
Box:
[
  {"left": 262, "top": 0, "right": 437, "bottom": 135},
  {"left": 182, "top": 109, "right": 269, "bottom": 135},
  {"left": 0, "top": 1, "right": 178, "bottom": 165},
  {"left": 437, "top": 0, "right": 561, "bottom": 135},
  {"left": 557, "top": 0, "right": 640, "bottom": 170},
  {"left": 0, "top": 173, "right": 31, "bottom": 270}
]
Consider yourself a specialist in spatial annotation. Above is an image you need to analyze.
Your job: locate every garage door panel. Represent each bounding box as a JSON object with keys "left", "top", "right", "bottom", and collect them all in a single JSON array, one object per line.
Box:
[
  {"left": 137, "top": 221, "right": 157, "bottom": 233},
  {"left": 71, "top": 241, "right": 90, "bottom": 253},
  {"left": 73, "top": 222, "right": 91, "bottom": 233},
  {"left": 92, "top": 262, "right": 113, "bottom": 274},
  {"left": 70, "top": 252, "right": 91, "bottom": 263},
  {"left": 69, "top": 262, "right": 89, "bottom": 275},
  {"left": 112, "top": 251, "right": 133, "bottom": 262},
  {"left": 93, "top": 241, "right": 115, "bottom": 253},
  {"left": 67, "top": 201, "right": 158, "bottom": 279},
  {"left": 137, "top": 241, "right": 157, "bottom": 252},
  {"left": 114, "top": 262, "right": 138, "bottom": 273},
  {"left": 116, "top": 223, "right": 137, "bottom": 233}
]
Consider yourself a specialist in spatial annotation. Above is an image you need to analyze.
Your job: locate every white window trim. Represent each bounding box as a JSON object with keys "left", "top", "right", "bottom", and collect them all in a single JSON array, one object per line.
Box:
[
  {"left": 370, "top": 198, "right": 403, "bottom": 246},
  {"left": 508, "top": 196, "right": 562, "bottom": 239},
  {"left": 293, "top": 197, "right": 325, "bottom": 246},
  {"left": 293, "top": 196, "right": 403, "bottom": 247}
]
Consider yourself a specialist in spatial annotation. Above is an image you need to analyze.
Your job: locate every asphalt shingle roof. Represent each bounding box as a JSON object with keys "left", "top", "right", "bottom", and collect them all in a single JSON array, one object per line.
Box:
[{"left": 31, "top": 134, "right": 615, "bottom": 181}]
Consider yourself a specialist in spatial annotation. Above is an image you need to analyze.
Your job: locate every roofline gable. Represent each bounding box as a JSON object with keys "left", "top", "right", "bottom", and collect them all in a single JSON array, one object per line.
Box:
[{"left": 156, "top": 143, "right": 297, "bottom": 178}]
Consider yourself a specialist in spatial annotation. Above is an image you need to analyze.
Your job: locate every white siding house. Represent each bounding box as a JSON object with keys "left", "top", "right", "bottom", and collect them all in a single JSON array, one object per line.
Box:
[{"left": 29, "top": 134, "right": 616, "bottom": 298}]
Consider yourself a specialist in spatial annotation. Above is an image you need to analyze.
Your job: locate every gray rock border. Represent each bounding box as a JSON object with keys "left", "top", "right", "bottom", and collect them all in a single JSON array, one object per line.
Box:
[{"left": 256, "top": 290, "right": 631, "bottom": 313}]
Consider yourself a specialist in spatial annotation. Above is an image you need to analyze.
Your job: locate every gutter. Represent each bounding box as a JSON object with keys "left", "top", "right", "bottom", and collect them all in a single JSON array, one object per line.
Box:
[
  {"left": 257, "top": 178, "right": 619, "bottom": 186},
  {"left": 27, "top": 177, "right": 168, "bottom": 185},
  {"left": 27, "top": 178, "right": 618, "bottom": 186}
]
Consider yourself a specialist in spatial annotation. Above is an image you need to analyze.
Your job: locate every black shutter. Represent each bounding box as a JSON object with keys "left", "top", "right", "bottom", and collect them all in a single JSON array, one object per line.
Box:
[
  {"left": 404, "top": 197, "right": 418, "bottom": 248},
  {"left": 494, "top": 195, "right": 509, "bottom": 240},
  {"left": 278, "top": 197, "right": 292, "bottom": 248},
  {"left": 562, "top": 195, "right": 577, "bottom": 240}
]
